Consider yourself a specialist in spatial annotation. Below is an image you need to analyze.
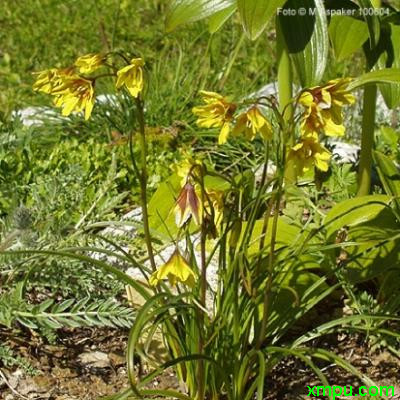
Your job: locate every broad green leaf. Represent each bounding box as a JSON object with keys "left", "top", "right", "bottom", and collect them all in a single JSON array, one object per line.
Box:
[
  {"left": 379, "top": 24, "right": 400, "bottom": 109},
  {"left": 374, "top": 150, "right": 400, "bottom": 214},
  {"left": 329, "top": 16, "right": 369, "bottom": 61},
  {"left": 166, "top": 0, "right": 234, "bottom": 32},
  {"left": 148, "top": 173, "right": 182, "bottom": 240},
  {"left": 348, "top": 68, "right": 400, "bottom": 90},
  {"left": 340, "top": 211, "right": 400, "bottom": 283},
  {"left": 324, "top": 195, "right": 392, "bottom": 240},
  {"left": 246, "top": 217, "right": 303, "bottom": 255},
  {"left": 278, "top": 0, "right": 329, "bottom": 86},
  {"left": 238, "top": 0, "right": 286, "bottom": 40},
  {"left": 208, "top": 4, "right": 236, "bottom": 33},
  {"left": 379, "top": 125, "right": 398, "bottom": 149}
]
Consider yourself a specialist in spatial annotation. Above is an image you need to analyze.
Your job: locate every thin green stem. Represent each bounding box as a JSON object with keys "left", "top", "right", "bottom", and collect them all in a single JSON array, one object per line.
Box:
[
  {"left": 256, "top": 184, "right": 282, "bottom": 349},
  {"left": 134, "top": 97, "right": 157, "bottom": 272},
  {"left": 218, "top": 33, "right": 245, "bottom": 91},
  {"left": 197, "top": 167, "right": 207, "bottom": 400},
  {"left": 357, "top": 84, "right": 377, "bottom": 196}
]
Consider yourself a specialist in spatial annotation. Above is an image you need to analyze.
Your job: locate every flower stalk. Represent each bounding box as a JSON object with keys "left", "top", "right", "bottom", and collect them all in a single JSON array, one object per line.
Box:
[
  {"left": 357, "top": 84, "right": 377, "bottom": 196},
  {"left": 135, "top": 97, "right": 157, "bottom": 272}
]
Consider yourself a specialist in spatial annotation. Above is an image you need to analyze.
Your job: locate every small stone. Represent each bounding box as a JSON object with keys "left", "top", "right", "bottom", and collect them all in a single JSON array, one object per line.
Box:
[
  {"left": 78, "top": 351, "right": 110, "bottom": 368},
  {"left": 108, "top": 352, "right": 126, "bottom": 367}
]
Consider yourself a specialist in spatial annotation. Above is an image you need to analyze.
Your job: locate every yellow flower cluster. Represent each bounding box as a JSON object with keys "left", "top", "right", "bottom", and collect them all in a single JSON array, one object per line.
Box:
[
  {"left": 192, "top": 91, "right": 272, "bottom": 145},
  {"left": 299, "top": 78, "right": 355, "bottom": 137},
  {"left": 33, "top": 54, "right": 145, "bottom": 120},
  {"left": 288, "top": 78, "right": 355, "bottom": 176}
]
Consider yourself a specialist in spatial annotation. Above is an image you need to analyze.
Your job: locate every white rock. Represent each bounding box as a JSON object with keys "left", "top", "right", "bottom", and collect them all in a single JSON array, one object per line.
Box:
[
  {"left": 328, "top": 140, "right": 360, "bottom": 164},
  {"left": 11, "top": 106, "right": 57, "bottom": 127}
]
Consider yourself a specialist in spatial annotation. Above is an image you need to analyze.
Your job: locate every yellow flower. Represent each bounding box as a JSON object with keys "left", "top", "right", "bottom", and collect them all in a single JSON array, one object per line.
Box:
[
  {"left": 32, "top": 67, "right": 74, "bottom": 94},
  {"left": 75, "top": 53, "right": 105, "bottom": 74},
  {"left": 174, "top": 183, "right": 202, "bottom": 227},
  {"left": 299, "top": 78, "right": 355, "bottom": 137},
  {"left": 53, "top": 76, "right": 95, "bottom": 120},
  {"left": 149, "top": 250, "right": 197, "bottom": 288},
  {"left": 287, "top": 136, "right": 331, "bottom": 176},
  {"left": 192, "top": 91, "right": 237, "bottom": 145},
  {"left": 173, "top": 158, "right": 202, "bottom": 186},
  {"left": 115, "top": 58, "right": 145, "bottom": 98},
  {"left": 232, "top": 107, "right": 272, "bottom": 141},
  {"left": 205, "top": 189, "right": 224, "bottom": 230}
]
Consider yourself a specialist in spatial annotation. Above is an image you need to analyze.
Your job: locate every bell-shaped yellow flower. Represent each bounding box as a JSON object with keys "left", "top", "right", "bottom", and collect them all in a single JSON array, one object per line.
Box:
[
  {"left": 149, "top": 250, "right": 197, "bottom": 288},
  {"left": 287, "top": 136, "right": 331, "bottom": 176},
  {"left": 53, "top": 76, "right": 95, "bottom": 120},
  {"left": 299, "top": 78, "right": 355, "bottom": 137},
  {"left": 75, "top": 53, "right": 105, "bottom": 74},
  {"left": 192, "top": 91, "right": 237, "bottom": 145},
  {"left": 232, "top": 107, "right": 272, "bottom": 141},
  {"left": 115, "top": 58, "right": 145, "bottom": 98},
  {"left": 32, "top": 67, "right": 74, "bottom": 94},
  {"left": 174, "top": 183, "right": 202, "bottom": 227}
]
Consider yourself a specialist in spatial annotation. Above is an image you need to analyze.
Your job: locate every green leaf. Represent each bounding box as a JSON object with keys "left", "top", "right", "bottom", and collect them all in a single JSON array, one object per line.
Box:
[
  {"left": 208, "top": 4, "right": 236, "bottom": 33},
  {"left": 329, "top": 16, "right": 369, "bottom": 61},
  {"left": 166, "top": 0, "right": 234, "bottom": 32},
  {"left": 246, "top": 217, "right": 303, "bottom": 255},
  {"left": 358, "top": 0, "right": 381, "bottom": 47},
  {"left": 278, "top": 0, "right": 329, "bottom": 86},
  {"left": 379, "top": 125, "right": 398, "bottom": 149},
  {"left": 374, "top": 150, "right": 400, "bottom": 213},
  {"left": 379, "top": 24, "right": 400, "bottom": 109},
  {"left": 323, "top": 195, "right": 392, "bottom": 240},
  {"left": 348, "top": 68, "right": 400, "bottom": 90},
  {"left": 148, "top": 174, "right": 182, "bottom": 240},
  {"left": 237, "top": 0, "right": 286, "bottom": 40},
  {"left": 341, "top": 211, "right": 400, "bottom": 283}
]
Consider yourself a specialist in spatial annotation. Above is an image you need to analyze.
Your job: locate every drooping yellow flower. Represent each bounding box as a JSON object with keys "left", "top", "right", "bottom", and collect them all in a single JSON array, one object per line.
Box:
[
  {"left": 149, "top": 250, "right": 197, "bottom": 288},
  {"left": 192, "top": 91, "right": 237, "bottom": 145},
  {"left": 174, "top": 183, "right": 202, "bottom": 227},
  {"left": 299, "top": 78, "right": 355, "bottom": 137},
  {"left": 53, "top": 76, "right": 95, "bottom": 120},
  {"left": 32, "top": 67, "right": 74, "bottom": 94},
  {"left": 232, "top": 107, "right": 272, "bottom": 141},
  {"left": 115, "top": 58, "right": 145, "bottom": 98},
  {"left": 75, "top": 53, "right": 106, "bottom": 74},
  {"left": 287, "top": 136, "right": 331, "bottom": 176}
]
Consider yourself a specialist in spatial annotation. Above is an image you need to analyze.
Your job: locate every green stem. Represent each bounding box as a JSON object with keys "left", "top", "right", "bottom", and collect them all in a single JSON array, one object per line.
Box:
[
  {"left": 134, "top": 98, "right": 157, "bottom": 272},
  {"left": 276, "top": 17, "right": 293, "bottom": 127},
  {"left": 276, "top": 17, "right": 296, "bottom": 184},
  {"left": 357, "top": 84, "right": 377, "bottom": 196},
  {"left": 256, "top": 184, "right": 282, "bottom": 349},
  {"left": 197, "top": 168, "right": 207, "bottom": 400},
  {"left": 218, "top": 33, "right": 245, "bottom": 91}
]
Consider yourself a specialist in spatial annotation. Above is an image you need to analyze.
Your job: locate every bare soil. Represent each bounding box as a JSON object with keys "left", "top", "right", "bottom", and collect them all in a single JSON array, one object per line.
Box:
[{"left": 1, "top": 327, "right": 400, "bottom": 400}]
